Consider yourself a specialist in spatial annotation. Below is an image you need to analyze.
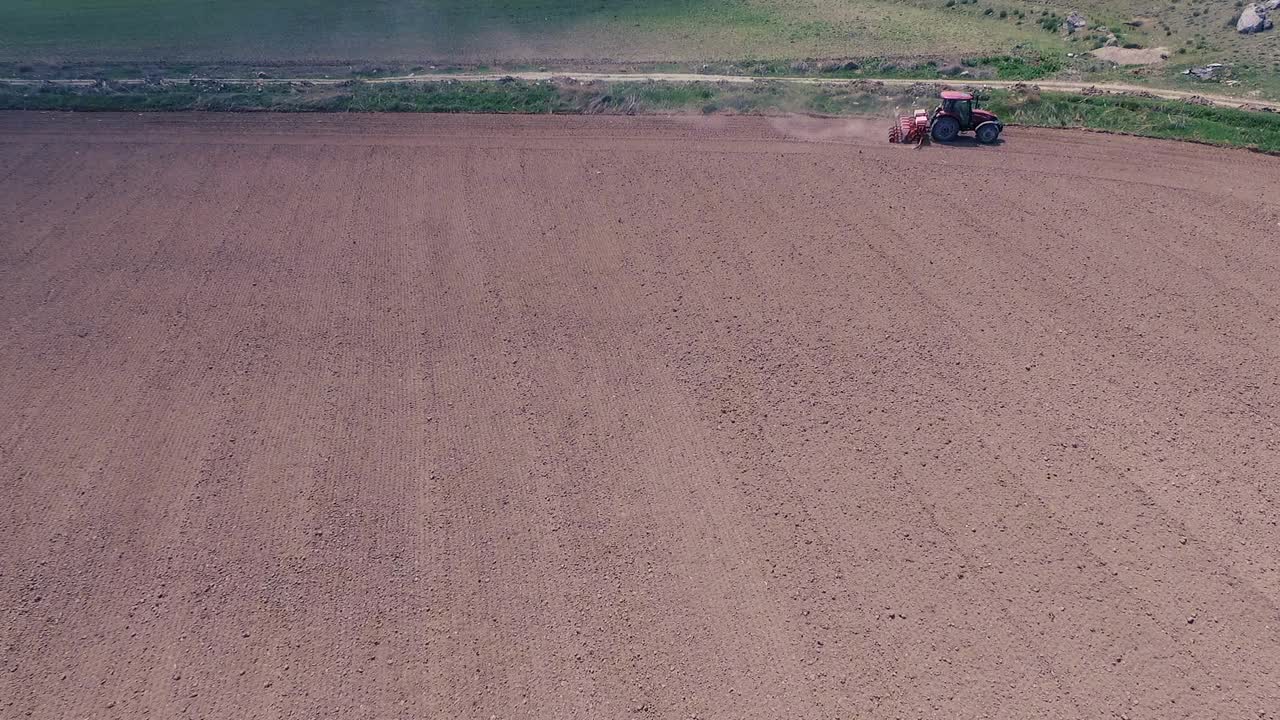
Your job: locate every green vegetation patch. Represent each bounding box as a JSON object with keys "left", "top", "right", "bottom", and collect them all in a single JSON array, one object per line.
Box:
[
  {"left": 985, "top": 89, "right": 1280, "bottom": 152},
  {"left": 0, "top": 0, "right": 1061, "bottom": 63},
  {"left": 3, "top": 78, "right": 1277, "bottom": 153},
  {"left": 964, "top": 54, "right": 1063, "bottom": 80}
]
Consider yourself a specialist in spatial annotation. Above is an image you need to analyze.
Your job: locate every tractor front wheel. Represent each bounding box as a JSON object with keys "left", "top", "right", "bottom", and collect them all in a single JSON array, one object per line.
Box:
[
  {"left": 976, "top": 123, "right": 1001, "bottom": 144},
  {"left": 931, "top": 117, "right": 960, "bottom": 143}
]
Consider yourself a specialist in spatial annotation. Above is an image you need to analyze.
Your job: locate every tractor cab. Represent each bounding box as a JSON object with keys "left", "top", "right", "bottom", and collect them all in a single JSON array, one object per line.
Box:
[
  {"left": 928, "top": 90, "right": 1003, "bottom": 144},
  {"left": 938, "top": 91, "right": 974, "bottom": 129}
]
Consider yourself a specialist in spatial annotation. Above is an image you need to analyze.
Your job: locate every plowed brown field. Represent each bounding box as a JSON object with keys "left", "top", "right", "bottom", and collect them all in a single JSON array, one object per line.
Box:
[{"left": 3, "top": 112, "right": 1280, "bottom": 720}]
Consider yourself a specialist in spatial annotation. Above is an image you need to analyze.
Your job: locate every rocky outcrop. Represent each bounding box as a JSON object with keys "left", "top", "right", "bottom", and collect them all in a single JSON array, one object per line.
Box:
[
  {"left": 1237, "top": 4, "right": 1273, "bottom": 34},
  {"left": 1184, "top": 63, "right": 1226, "bottom": 81}
]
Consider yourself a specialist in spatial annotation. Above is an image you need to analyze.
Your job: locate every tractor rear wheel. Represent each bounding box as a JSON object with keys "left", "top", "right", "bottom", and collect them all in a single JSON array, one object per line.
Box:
[
  {"left": 931, "top": 117, "right": 960, "bottom": 142},
  {"left": 976, "top": 123, "right": 1001, "bottom": 144}
]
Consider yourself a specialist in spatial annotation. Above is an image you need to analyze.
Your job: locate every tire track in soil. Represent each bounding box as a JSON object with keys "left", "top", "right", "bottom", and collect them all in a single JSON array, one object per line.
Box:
[
  {"left": 857, "top": 175, "right": 1280, "bottom": 715},
  {"left": 412, "top": 148, "right": 595, "bottom": 717},
  {"left": 933, "top": 185, "right": 1280, "bottom": 595},
  {"left": 0, "top": 144, "right": 187, "bottom": 364},
  {"left": 0, "top": 141, "right": 49, "bottom": 186},
  {"left": 0, "top": 143, "right": 219, "bottom": 549},
  {"left": 599, "top": 144, "right": 1280, "bottom": 712},
  {"left": 846, "top": 230, "right": 1243, "bottom": 718},
  {"left": 0, "top": 143, "right": 292, "bottom": 718},
  {"left": 0, "top": 142, "right": 94, "bottom": 225},
  {"left": 4, "top": 113, "right": 1280, "bottom": 720},
  {"left": 132, "top": 146, "right": 370, "bottom": 720},
  {"left": 446, "top": 145, "right": 812, "bottom": 718},
  {"left": 0, "top": 144, "right": 164, "bottom": 273},
  {"left": 156, "top": 143, "right": 464, "bottom": 720},
  {"left": 607, "top": 149, "right": 1085, "bottom": 719},
  {"left": 912, "top": 184, "right": 1280, "bottom": 585}
]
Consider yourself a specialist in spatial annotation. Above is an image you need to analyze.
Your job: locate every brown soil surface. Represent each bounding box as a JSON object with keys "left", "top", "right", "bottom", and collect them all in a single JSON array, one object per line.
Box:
[
  {"left": 1089, "top": 46, "right": 1171, "bottom": 66},
  {"left": 3, "top": 112, "right": 1280, "bottom": 719}
]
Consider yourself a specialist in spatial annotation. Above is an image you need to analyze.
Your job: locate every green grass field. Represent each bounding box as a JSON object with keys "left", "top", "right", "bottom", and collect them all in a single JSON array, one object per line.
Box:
[
  {"left": 1, "top": 0, "right": 1065, "bottom": 63},
  {"left": 2, "top": 1, "right": 1277, "bottom": 101}
]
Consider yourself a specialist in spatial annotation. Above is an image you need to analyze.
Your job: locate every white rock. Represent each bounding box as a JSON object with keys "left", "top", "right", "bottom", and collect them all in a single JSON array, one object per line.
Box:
[{"left": 1237, "top": 4, "right": 1273, "bottom": 34}]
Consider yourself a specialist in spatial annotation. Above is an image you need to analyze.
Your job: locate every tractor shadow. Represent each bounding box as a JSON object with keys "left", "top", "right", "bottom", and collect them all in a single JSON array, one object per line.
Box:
[{"left": 933, "top": 135, "right": 1007, "bottom": 149}]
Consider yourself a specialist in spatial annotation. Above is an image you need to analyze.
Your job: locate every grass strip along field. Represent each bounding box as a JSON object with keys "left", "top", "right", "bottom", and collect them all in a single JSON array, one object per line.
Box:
[
  {"left": 3, "top": 0, "right": 1279, "bottom": 154},
  {"left": 4, "top": 78, "right": 1279, "bottom": 153}
]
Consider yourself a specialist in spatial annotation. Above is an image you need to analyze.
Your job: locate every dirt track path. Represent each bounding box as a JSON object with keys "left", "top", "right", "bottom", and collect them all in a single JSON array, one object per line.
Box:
[
  {"left": 2, "top": 112, "right": 1280, "bottom": 719},
  {"left": 403, "top": 72, "right": 1280, "bottom": 112},
  {"left": 3, "top": 71, "right": 1277, "bottom": 112}
]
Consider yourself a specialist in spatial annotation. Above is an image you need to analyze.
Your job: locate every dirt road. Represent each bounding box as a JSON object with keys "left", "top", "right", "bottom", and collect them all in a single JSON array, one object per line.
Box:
[
  {"left": 401, "top": 72, "right": 1280, "bottom": 112},
  {"left": 3, "top": 71, "right": 1277, "bottom": 112},
  {"left": 2, "top": 112, "right": 1279, "bottom": 719}
]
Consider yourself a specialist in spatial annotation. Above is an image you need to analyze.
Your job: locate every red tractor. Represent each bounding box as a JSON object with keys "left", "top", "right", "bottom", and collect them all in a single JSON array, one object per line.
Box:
[{"left": 889, "top": 91, "right": 1003, "bottom": 145}]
